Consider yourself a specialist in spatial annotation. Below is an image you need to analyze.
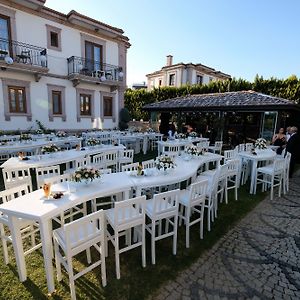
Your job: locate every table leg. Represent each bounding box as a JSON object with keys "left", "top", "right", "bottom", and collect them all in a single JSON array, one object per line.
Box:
[
  {"left": 39, "top": 220, "right": 55, "bottom": 294},
  {"left": 250, "top": 161, "right": 257, "bottom": 194},
  {"left": 8, "top": 216, "right": 27, "bottom": 281}
]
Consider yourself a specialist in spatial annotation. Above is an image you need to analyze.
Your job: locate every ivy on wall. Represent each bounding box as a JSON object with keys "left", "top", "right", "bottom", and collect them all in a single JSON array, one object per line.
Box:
[{"left": 124, "top": 75, "right": 300, "bottom": 121}]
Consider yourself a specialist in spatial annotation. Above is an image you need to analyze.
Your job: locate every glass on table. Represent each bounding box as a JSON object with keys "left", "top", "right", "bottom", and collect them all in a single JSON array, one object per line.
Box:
[{"left": 43, "top": 183, "right": 52, "bottom": 199}]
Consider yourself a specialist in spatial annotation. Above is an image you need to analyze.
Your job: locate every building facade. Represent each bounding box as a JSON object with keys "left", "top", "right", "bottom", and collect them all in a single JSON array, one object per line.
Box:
[
  {"left": 0, "top": 0, "right": 130, "bottom": 131},
  {"left": 146, "top": 55, "right": 230, "bottom": 90}
]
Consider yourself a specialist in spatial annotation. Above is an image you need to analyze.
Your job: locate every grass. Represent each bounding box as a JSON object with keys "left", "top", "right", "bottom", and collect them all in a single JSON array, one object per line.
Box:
[{"left": 0, "top": 151, "right": 268, "bottom": 300}]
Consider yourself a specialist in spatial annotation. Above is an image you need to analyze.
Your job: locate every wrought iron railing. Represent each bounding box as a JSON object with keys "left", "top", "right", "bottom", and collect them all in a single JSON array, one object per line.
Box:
[
  {"left": 67, "top": 56, "right": 123, "bottom": 82},
  {"left": 0, "top": 38, "right": 47, "bottom": 68}
]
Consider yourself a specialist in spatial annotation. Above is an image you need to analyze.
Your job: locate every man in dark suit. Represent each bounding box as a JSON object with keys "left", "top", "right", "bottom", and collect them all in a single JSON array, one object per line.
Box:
[{"left": 286, "top": 126, "right": 299, "bottom": 177}]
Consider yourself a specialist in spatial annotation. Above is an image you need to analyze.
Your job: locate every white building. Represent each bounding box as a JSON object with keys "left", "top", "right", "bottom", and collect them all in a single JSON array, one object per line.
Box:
[
  {"left": 146, "top": 55, "right": 230, "bottom": 90},
  {"left": 0, "top": 0, "right": 130, "bottom": 131}
]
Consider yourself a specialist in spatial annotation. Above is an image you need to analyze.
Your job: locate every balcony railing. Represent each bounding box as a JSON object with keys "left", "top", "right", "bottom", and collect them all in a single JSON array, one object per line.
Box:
[
  {"left": 67, "top": 56, "right": 123, "bottom": 82},
  {"left": 0, "top": 37, "right": 47, "bottom": 68}
]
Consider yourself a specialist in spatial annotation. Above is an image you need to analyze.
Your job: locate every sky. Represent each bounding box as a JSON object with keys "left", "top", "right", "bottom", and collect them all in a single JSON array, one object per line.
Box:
[{"left": 46, "top": 0, "right": 300, "bottom": 86}]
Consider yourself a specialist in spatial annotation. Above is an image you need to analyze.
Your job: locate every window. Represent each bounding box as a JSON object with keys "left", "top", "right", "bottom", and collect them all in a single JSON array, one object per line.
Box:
[
  {"left": 159, "top": 79, "right": 162, "bottom": 86},
  {"left": 209, "top": 77, "right": 214, "bottom": 82},
  {"left": 46, "top": 24, "right": 62, "bottom": 51},
  {"left": 196, "top": 75, "right": 203, "bottom": 85},
  {"left": 169, "top": 74, "right": 175, "bottom": 86},
  {"left": 103, "top": 96, "right": 113, "bottom": 117},
  {"left": 80, "top": 94, "right": 91, "bottom": 115},
  {"left": 52, "top": 91, "right": 62, "bottom": 115},
  {"left": 85, "top": 41, "right": 103, "bottom": 72},
  {"left": 50, "top": 31, "right": 58, "bottom": 48},
  {"left": 8, "top": 86, "right": 26, "bottom": 113},
  {"left": 0, "top": 14, "right": 11, "bottom": 54}
]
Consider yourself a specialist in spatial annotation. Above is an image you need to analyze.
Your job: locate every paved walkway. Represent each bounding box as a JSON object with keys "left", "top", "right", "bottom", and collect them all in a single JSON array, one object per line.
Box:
[{"left": 152, "top": 173, "right": 300, "bottom": 300}]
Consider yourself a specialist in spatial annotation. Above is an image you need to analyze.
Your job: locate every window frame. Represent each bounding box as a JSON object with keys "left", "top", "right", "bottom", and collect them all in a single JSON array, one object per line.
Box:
[
  {"left": 103, "top": 96, "right": 113, "bottom": 117},
  {"left": 52, "top": 90, "right": 62, "bottom": 115},
  {"left": 76, "top": 88, "right": 95, "bottom": 122},
  {"left": 80, "top": 94, "right": 92, "bottom": 116},
  {"left": 196, "top": 74, "right": 203, "bottom": 85},
  {"left": 169, "top": 74, "right": 175, "bottom": 86},
  {"left": 47, "top": 84, "right": 66, "bottom": 122},
  {"left": 46, "top": 24, "right": 62, "bottom": 52},
  {"left": 50, "top": 31, "right": 59, "bottom": 48},
  {"left": 8, "top": 86, "right": 27, "bottom": 113}
]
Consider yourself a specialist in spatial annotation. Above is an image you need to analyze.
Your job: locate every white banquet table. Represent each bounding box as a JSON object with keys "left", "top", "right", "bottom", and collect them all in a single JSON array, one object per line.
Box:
[
  {"left": 238, "top": 149, "right": 276, "bottom": 194},
  {"left": 0, "top": 172, "right": 133, "bottom": 294}
]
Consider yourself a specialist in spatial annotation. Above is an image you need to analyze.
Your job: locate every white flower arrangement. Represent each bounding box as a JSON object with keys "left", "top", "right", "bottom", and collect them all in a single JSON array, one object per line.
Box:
[
  {"left": 155, "top": 155, "right": 176, "bottom": 171},
  {"left": 189, "top": 131, "right": 197, "bottom": 138},
  {"left": 86, "top": 138, "right": 101, "bottom": 146},
  {"left": 185, "top": 145, "right": 201, "bottom": 156},
  {"left": 56, "top": 130, "right": 67, "bottom": 138},
  {"left": 72, "top": 167, "right": 101, "bottom": 183},
  {"left": 175, "top": 133, "right": 186, "bottom": 139},
  {"left": 20, "top": 133, "right": 32, "bottom": 141},
  {"left": 41, "top": 144, "right": 60, "bottom": 153},
  {"left": 255, "top": 138, "right": 267, "bottom": 150}
]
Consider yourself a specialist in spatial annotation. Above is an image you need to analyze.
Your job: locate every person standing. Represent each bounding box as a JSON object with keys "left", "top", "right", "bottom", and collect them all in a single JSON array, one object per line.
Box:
[
  {"left": 286, "top": 126, "right": 299, "bottom": 177},
  {"left": 286, "top": 126, "right": 292, "bottom": 142},
  {"left": 272, "top": 127, "right": 286, "bottom": 154}
]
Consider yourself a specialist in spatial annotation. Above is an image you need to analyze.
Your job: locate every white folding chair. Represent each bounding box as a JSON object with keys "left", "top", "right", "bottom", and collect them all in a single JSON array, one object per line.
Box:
[
  {"left": 197, "top": 141, "right": 209, "bottom": 152},
  {"left": 105, "top": 196, "right": 146, "bottom": 279},
  {"left": 0, "top": 184, "right": 41, "bottom": 265},
  {"left": 65, "top": 156, "right": 91, "bottom": 174},
  {"left": 162, "top": 144, "right": 180, "bottom": 157},
  {"left": 142, "top": 159, "right": 156, "bottom": 169},
  {"left": 104, "top": 150, "right": 118, "bottom": 172},
  {"left": 118, "top": 149, "right": 134, "bottom": 171},
  {"left": 121, "top": 162, "right": 139, "bottom": 172},
  {"left": 255, "top": 159, "right": 285, "bottom": 200},
  {"left": 223, "top": 149, "right": 238, "bottom": 162},
  {"left": 235, "top": 144, "right": 246, "bottom": 152},
  {"left": 208, "top": 141, "right": 223, "bottom": 154},
  {"left": 36, "top": 165, "right": 60, "bottom": 189},
  {"left": 284, "top": 152, "right": 291, "bottom": 193},
  {"left": 245, "top": 143, "right": 254, "bottom": 152},
  {"left": 145, "top": 189, "right": 180, "bottom": 264},
  {"left": 226, "top": 159, "right": 240, "bottom": 202},
  {"left": 53, "top": 210, "right": 107, "bottom": 300},
  {"left": 178, "top": 180, "right": 208, "bottom": 248},
  {"left": 92, "top": 153, "right": 106, "bottom": 170},
  {"left": 2, "top": 167, "right": 32, "bottom": 190}
]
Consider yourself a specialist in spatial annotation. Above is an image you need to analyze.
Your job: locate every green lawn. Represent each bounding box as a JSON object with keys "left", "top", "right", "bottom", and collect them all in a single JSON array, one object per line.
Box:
[{"left": 0, "top": 151, "right": 267, "bottom": 299}]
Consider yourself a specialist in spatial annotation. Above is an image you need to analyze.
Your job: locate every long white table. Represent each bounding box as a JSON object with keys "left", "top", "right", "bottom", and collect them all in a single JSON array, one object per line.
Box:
[
  {"left": 0, "top": 173, "right": 133, "bottom": 294},
  {"left": 0, "top": 152, "right": 222, "bottom": 293},
  {"left": 1, "top": 145, "right": 125, "bottom": 169},
  {"left": 238, "top": 149, "right": 276, "bottom": 194}
]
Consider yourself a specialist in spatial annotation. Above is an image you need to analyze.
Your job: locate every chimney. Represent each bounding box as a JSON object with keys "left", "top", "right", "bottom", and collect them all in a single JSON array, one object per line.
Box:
[{"left": 166, "top": 55, "right": 173, "bottom": 66}]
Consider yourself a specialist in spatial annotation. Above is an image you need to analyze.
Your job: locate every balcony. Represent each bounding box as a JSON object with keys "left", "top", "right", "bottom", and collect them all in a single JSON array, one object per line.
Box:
[
  {"left": 67, "top": 56, "right": 124, "bottom": 88},
  {"left": 0, "top": 38, "right": 48, "bottom": 79}
]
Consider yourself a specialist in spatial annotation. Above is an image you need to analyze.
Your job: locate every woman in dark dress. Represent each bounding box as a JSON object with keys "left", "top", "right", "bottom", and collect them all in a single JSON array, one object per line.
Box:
[{"left": 272, "top": 128, "right": 286, "bottom": 154}]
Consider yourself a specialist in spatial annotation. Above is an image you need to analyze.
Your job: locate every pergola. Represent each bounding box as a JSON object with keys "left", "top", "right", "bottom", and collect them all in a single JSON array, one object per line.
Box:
[{"left": 143, "top": 90, "right": 300, "bottom": 144}]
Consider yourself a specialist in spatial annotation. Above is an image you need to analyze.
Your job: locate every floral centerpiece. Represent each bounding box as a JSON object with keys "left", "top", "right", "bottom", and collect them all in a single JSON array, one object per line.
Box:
[
  {"left": 155, "top": 154, "right": 176, "bottom": 171},
  {"left": 189, "top": 131, "right": 197, "bottom": 138},
  {"left": 185, "top": 145, "right": 201, "bottom": 156},
  {"left": 35, "top": 129, "right": 43, "bottom": 134},
  {"left": 41, "top": 144, "right": 60, "bottom": 153},
  {"left": 20, "top": 133, "right": 32, "bottom": 141},
  {"left": 86, "top": 138, "right": 101, "bottom": 146},
  {"left": 255, "top": 138, "right": 267, "bottom": 150},
  {"left": 175, "top": 133, "right": 186, "bottom": 139},
  {"left": 56, "top": 130, "right": 67, "bottom": 138},
  {"left": 72, "top": 167, "right": 101, "bottom": 184}
]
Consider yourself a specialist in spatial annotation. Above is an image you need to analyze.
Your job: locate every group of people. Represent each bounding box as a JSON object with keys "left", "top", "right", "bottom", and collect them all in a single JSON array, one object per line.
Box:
[{"left": 272, "top": 126, "right": 299, "bottom": 177}]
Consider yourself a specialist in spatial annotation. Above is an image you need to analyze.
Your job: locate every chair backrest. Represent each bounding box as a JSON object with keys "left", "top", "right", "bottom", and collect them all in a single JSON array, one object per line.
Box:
[
  {"left": 75, "top": 156, "right": 90, "bottom": 169},
  {"left": 121, "top": 162, "right": 139, "bottom": 172},
  {"left": 2, "top": 167, "right": 32, "bottom": 190},
  {"left": 105, "top": 150, "right": 118, "bottom": 165},
  {"left": 197, "top": 141, "right": 209, "bottom": 151},
  {"left": 113, "top": 196, "right": 146, "bottom": 230},
  {"left": 99, "top": 168, "right": 112, "bottom": 174},
  {"left": 218, "top": 164, "right": 229, "bottom": 181},
  {"left": 188, "top": 180, "right": 208, "bottom": 207},
  {"left": 214, "top": 141, "right": 223, "bottom": 150},
  {"left": 92, "top": 153, "right": 105, "bottom": 168},
  {"left": 152, "top": 189, "right": 179, "bottom": 217},
  {"left": 43, "top": 173, "right": 71, "bottom": 185},
  {"left": 63, "top": 209, "right": 105, "bottom": 253},
  {"left": 142, "top": 159, "right": 156, "bottom": 169},
  {"left": 36, "top": 165, "right": 60, "bottom": 188},
  {"left": 162, "top": 144, "right": 180, "bottom": 156},
  {"left": 274, "top": 158, "right": 285, "bottom": 172},
  {"left": 226, "top": 159, "right": 240, "bottom": 175},
  {"left": 224, "top": 149, "right": 237, "bottom": 161},
  {"left": 120, "top": 149, "right": 134, "bottom": 160},
  {"left": 245, "top": 143, "right": 253, "bottom": 152},
  {"left": 0, "top": 184, "right": 31, "bottom": 205},
  {"left": 236, "top": 144, "right": 245, "bottom": 152}
]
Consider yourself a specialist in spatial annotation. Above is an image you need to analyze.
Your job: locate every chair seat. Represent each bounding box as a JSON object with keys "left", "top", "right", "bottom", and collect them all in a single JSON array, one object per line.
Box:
[
  {"left": 257, "top": 165, "right": 283, "bottom": 175},
  {"left": 145, "top": 199, "right": 173, "bottom": 218},
  {"left": 178, "top": 190, "right": 190, "bottom": 206},
  {"left": 54, "top": 222, "right": 96, "bottom": 251}
]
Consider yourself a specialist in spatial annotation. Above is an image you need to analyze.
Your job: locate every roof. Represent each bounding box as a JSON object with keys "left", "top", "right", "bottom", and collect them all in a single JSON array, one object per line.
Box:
[{"left": 143, "top": 90, "right": 300, "bottom": 112}]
